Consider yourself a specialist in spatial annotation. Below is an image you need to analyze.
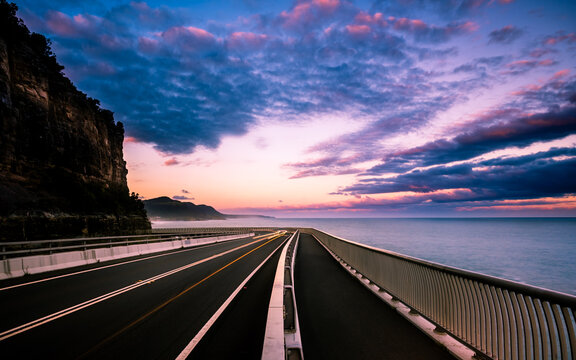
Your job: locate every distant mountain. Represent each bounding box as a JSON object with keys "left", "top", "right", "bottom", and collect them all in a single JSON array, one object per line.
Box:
[
  {"left": 143, "top": 197, "right": 226, "bottom": 220},
  {"left": 143, "top": 197, "right": 274, "bottom": 221},
  {"left": 223, "top": 214, "right": 275, "bottom": 219}
]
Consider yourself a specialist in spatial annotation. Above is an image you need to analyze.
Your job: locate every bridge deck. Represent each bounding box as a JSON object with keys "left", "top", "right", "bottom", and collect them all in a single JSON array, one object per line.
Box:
[
  {"left": 0, "top": 231, "right": 457, "bottom": 359},
  {"left": 295, "top": 233, "right": 456, "bottom": 360}
]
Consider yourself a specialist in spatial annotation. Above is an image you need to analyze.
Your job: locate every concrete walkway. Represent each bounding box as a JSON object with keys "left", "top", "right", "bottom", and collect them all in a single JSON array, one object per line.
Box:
[{"left": 294, "top": 233, "right": 456, "bottom": 360}]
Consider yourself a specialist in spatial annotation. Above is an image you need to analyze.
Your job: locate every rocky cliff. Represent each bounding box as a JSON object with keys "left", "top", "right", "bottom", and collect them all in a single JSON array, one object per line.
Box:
[{"left": 0, "top": 1, "right": 150, "bottom": 240}]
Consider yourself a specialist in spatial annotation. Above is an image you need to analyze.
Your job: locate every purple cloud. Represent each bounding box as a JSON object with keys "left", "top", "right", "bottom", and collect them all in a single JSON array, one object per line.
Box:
[
  {"left": 488, "top": 25, "right": 523, "bottom": 44},
  {"left": 342, "top": 149, "right": 576, "bottom": 202},
  {"left": 172, "top": 195, "right": 195, "bottom": 201},
  {"left": 368, "top": 106, "right": 576, "bottom": 174},
  {"left": 15, "top": 0, "right": 488, "bottom": 155}
]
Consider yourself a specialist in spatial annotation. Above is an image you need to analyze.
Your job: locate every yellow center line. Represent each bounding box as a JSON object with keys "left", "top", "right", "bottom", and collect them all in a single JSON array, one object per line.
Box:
[
  {"left": 0, "top": 233, "right": 281, "bottom": 341},
  {"left": 78, "top": 233, "right": 285, "bottom": 359}
]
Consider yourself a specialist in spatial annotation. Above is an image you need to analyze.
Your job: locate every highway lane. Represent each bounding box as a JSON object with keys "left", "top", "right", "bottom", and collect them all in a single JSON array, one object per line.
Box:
[
  {"left": 187, "top": 242, "right": 283, "bottom": 359},
  {"left": 0, "top": 233, "right": 268, "bottom": 332},
  {"left": 0, "top": 231, "right": 289, "bottom": 359},
  {"left": 295, "top": 233, "right": 456, "bottom": 360}
]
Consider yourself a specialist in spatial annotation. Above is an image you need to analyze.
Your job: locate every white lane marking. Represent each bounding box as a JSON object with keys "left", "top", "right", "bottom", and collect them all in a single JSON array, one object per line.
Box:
[
  {"left": 0, "top": 235, "right": 275, "bottom": 342},
  {"left": 0, "top": 236, "right": 254, "bottom": 292},
  {"left": 175, "top": 235, "right": 289, "bottom": 360}
]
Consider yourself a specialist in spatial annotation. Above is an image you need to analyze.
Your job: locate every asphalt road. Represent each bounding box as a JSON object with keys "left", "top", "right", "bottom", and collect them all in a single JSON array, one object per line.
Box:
[
  {"left": 188, "top": 244, "right": 283, "bottom": 359},
  {"left": 0, "top": 232, "right": 288, "bottom": 359},
  {"left": 294, "top": 233, "right": 457, "bottom": 360}
]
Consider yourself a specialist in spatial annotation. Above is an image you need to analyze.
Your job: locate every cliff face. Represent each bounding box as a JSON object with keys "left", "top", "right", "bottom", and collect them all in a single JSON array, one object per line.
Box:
[{"left": 0, "top": 2, "right": 150, "bottom": 240}]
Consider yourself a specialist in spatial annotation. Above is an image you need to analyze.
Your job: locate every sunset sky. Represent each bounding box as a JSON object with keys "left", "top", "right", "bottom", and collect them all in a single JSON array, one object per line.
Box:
[{"left": 15, "top": 0, "right": 576, "bottom": 217}]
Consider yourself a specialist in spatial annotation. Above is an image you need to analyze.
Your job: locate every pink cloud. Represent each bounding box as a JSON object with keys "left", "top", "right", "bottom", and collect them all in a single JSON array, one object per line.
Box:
[
  {"left": 459, "top": 197, "right": 576, "bottom": 212},
  {"left": 45, "top": 11, "right": 102, "bottom": 38},
  {"left": 393, "top": 17, "right": 428, "bottom": 31},
  {"left": 164, "top": 158, "right": 179, "bottom": 166},
  {"left": 279, "top": 3, "right": 314, "bottom": 29},
  {"left": 388, "top": 17, "right": 478, "bottom": 41},
  {"left": 354, "top": 11, "right": 385, "bottom": 26},
  {"left": 544, "top": 32, "right": 576, "bottom": 46},
  {"left": 510, "top": 84, "right": 543, "bottom": 96},
  {"left": 226, "top": 189, "right": 478, "bottom": 214},
  {"left": 161, "top": 26, "right": 218, "bottom": 53},
  {"left": 450, "top": 21, "right": 479, "bottom": 33},
  {"left": 552, "top": 69, "right": 571, "bottom": 80},
  {"left": 314, "top": 0, "right": 340, "bottom": 12},
  {"left": 227, "top": 32, "right": 268, "bottom": 51},
  {"left": 346, "top": 24, "right": 372, "bottom": 37},
  {"left": 529, "top": 48, "right": 555, "bottom": 58},
  {"left": 503, "top": 59, "right": 557, "bottom": 74},
  {"left": 162, "top": 26, "right": 215, "bottom": 43},
  {"left": 124, "top": 137, "right": 140, "bottom": 143},
  {"left": 279, "top": 0, "right": 341, "bottom": 30},
  {"left": 45, "top": 11, "right": 79, "bottom": 37},
  {"left": 138, "top": 36, "right": 161, "bottom": 54}
]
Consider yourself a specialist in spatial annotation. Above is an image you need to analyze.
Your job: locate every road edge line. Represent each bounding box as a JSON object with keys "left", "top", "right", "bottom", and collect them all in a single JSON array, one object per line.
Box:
[
  {"left": 0, "top": 234, "right": 275, "bottom": 342},
  {"left": 0, "top": 234, "right": 255, "bottom": 292},
  {"left": 175, "top": 233, "right": 289, "bottom": 360}
]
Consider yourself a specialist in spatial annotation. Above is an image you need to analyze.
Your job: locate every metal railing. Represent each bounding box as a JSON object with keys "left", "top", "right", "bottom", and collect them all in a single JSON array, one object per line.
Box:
[
  {"left": 0, "top": 228, "right": 254, "bottom": 259},
  {"left": 304, "top": 228, "right": 576, "bottom": 360}
]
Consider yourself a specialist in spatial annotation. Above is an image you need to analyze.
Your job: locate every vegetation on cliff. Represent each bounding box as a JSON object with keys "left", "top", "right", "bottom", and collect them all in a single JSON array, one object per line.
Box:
[{"left": 0, "top": 1, "right": 150, "bottom": 240}]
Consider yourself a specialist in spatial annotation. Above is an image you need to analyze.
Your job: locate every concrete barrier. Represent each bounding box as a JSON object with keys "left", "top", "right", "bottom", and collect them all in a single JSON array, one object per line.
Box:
[{"left": 0, "top": 233, "right": 254, "bottom": 280}]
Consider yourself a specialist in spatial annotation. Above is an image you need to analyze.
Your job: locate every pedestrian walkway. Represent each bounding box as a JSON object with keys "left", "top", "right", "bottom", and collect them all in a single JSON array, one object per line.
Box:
[{"left": 294, "top": 233, "right": 456, "bottom": 360}]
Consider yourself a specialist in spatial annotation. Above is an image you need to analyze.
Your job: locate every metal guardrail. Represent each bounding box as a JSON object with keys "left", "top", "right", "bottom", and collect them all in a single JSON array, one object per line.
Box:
[
  {"left": 304, "top": 228, "right": 576, "bottom": 360},
  {"left": 0, "top": 228, "right": 255, "bottom": 259},
  {"left": 151, "top": 227, "right": 288, "bottom": 234},
  {"left": 262, "top": 230, "right": 304, "bottom": 360},
  {"left": 284, "top": 231, "right": 304, "bottom": 359}
]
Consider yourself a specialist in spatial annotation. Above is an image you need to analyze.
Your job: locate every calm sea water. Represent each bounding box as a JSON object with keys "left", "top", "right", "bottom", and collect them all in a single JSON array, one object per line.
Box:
[{"left": 152, "top": 218, "right": 576, "bottom": 296}]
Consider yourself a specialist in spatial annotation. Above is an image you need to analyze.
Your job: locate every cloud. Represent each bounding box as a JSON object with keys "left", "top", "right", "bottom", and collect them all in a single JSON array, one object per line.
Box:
[
  {"left": 164, "top": 158, "right": 179, "bottom": 166},
  {"left": 342, "top": 149, "right": 576, "bottom": 203},
  {"left": 172, "top": 195, "right": 195, "bottom": 201},
  {"left": 453, "top": 55, "right": 505, "bottom": 73},
  {"left": 502, "top": 59, "right": 556, "bottom": 75},
  {"left": 21, "top": 0, "right": 482, "bottom": 157},
  {"left": 391, "top": 18, "right": 478, "bottom": 43},
  {"left": 18, "top": 0, "right": 574, "bottom": 164},
  {"left": 367, "top": 106, "right": 576, "bottom": 173},
  {"left": 278, "top": 0, "right": 349, "bottom": 32},
  {"left": 227, "top": 31, "right": 268, "bottom": 52},
  {"left": 369, "top": 0, "right": 513, "bottom": 20},
  {"left": 543, "top": 31, "right": 576, "bottom": 46},
  {"left": 488, "top": 25, "right": 523, "bottom": 44}
]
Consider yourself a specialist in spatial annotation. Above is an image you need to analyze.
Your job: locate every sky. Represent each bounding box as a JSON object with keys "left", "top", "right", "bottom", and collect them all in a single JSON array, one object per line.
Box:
[{"left": 14, "top": 0, "right": 576, "bottom": 217}]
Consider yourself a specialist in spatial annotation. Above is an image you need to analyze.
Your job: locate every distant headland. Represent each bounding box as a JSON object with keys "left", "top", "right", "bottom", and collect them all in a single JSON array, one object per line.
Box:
[{"left": 143, "top": 197, "right": 274, "bottom": 221}]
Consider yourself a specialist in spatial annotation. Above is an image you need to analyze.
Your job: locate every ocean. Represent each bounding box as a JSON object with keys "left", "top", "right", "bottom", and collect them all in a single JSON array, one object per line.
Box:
[{"left": 152, "top": 218, "right": 576, "bottom": 296}]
